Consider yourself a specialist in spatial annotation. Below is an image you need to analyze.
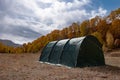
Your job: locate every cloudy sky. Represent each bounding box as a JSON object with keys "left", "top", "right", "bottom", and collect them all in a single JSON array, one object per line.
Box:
[{"left": 0, "top": 0, "right": 120, "bottom": 44}]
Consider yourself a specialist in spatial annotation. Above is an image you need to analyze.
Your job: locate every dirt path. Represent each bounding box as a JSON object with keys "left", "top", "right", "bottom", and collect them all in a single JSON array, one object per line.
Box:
[{"left": 0, "top": 53, "right": 120, "bottom": 80}]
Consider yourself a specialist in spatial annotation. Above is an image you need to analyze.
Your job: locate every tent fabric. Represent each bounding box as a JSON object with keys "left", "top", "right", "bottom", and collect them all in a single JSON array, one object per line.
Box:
[
  {"left": 49, "top": 39, "right": 69, "bottom": 64},
  {"left": 40, "top": 41, "right": 57, "bottom": 62},
  {"left": 39, "top": 35, "right": 105, "bottom": 67}
]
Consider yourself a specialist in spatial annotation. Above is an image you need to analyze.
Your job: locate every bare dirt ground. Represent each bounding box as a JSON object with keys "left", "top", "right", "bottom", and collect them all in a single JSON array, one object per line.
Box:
[{"left": 0, "top": 50, "right": 120, "bottom": 80}]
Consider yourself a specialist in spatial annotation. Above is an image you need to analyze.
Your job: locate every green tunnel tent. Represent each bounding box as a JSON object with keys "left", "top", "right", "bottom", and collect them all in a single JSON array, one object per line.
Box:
[{"left": 39, "top": 35, "right": 105, "bottom": 67}]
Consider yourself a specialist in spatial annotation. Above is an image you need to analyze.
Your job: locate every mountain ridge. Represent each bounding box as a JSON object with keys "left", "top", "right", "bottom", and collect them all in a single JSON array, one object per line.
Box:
[{"left": 0, "top": 39, "right": 21, "bottom": 47}]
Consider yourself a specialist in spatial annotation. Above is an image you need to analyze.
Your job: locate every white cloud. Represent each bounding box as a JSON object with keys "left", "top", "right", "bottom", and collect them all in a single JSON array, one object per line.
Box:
[
  {"left": 0, "top": 0, "right": 107, "bottom": 44},
  {"left": 90, "top": 7, "right": 107, "bottom": 18}
]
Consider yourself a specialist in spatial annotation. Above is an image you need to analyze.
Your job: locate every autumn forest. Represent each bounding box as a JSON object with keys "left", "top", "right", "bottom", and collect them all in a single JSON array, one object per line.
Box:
[{"left": 0, "top": 8, "right": 120, "bottom": 53}]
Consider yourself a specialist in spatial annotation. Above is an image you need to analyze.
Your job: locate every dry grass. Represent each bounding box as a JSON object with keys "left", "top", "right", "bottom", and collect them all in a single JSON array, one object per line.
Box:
[{"left": 0, "top": 52, "right": 120, "bottom": 80}]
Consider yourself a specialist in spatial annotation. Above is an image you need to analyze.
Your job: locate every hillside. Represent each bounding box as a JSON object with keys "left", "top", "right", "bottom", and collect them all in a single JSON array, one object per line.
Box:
[
  {"left": 0, "top": 8, "right": 120, "bottom": 53},
  {"left": 0, "top": 39, "right": 21, "bottom": 47},
  {"left": 21, "top": 8, "right": 120, "bottom": 53}
]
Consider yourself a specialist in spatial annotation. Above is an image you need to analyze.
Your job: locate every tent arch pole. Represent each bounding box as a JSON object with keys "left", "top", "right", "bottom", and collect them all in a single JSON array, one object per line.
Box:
[
  {"left": 75, "top": 39, "right": 84, "bottom": 67},
  {"left": 48, "top": 40, "right": 59, "bottom": 62},
  {"left": 58, "top": 39, "right": 70, "bottom": 64}
]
